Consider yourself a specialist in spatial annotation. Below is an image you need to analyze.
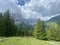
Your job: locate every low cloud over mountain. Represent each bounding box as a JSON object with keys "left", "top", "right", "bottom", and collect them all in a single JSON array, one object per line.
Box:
[{"left": 0, "top": 0, "right": 60, "bottom": 21}]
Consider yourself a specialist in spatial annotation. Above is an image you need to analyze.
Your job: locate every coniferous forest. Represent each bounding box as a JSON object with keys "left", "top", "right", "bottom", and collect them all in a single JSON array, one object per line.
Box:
[{"left": 0, "top": 10, "right": 60, "bottom": 41}]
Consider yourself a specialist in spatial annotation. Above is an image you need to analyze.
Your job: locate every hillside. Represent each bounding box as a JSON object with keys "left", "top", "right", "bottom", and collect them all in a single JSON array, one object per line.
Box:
[{"left": 46, "top": 15, "right": 60, "bottom": 25}]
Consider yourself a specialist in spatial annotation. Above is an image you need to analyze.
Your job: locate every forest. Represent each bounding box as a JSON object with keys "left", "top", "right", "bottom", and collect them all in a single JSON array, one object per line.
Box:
[{"left": 0, "top": 10, "right": 60, "bottom": 41}]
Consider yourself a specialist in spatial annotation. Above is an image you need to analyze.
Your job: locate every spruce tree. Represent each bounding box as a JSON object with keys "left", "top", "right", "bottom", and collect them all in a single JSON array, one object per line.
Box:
[
  {"left": 3, "top": 10, "right": 16, "bottom": 37},
  {"left": 0, "top": 13, "right": 4, "bottom": 36},
  {"left": 33, "top": 18, "right": 46, "bottom": 40}
]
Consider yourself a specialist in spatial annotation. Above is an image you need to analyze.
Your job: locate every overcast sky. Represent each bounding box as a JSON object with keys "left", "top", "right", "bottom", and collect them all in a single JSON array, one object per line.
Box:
[{"left": 0, "top": 0, "right": 60, "bottom": 21}]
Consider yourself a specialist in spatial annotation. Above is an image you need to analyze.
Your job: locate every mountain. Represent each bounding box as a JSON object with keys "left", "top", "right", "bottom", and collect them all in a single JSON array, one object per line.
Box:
[
  {"left": 12, "top": 13, "right": 36, "bottom": 25},
  {"left": 11, "top": 13, "right": 25, "bottom": 25},
  {"left": 46, "top": 15, "right": 60, "bottom": 25},
  {"left": 26, "top": 19, "right": 37, "bottom": 25}
]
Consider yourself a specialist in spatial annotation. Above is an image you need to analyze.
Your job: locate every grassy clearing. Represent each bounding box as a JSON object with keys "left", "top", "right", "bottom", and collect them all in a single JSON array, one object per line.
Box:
[{"left": 0, "top": 37, "right": 60, "bottom": 45}]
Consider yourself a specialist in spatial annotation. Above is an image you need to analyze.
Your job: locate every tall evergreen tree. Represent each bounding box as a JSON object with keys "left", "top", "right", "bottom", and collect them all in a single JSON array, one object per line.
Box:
[
  {"left": 0, "top": 13, "right": 4, "bottom": 36},
  {"left": 33, "top": 18, "right": 47, "bottom": 40},
  {"left": 3, "top": 10, "right": 16, "bottom": 37}
]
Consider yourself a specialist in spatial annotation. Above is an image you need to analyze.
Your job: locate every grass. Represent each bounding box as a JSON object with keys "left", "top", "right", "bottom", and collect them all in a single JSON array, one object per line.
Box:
[{"left": 0, "top": 37, "right": 60, "bottom": 45}]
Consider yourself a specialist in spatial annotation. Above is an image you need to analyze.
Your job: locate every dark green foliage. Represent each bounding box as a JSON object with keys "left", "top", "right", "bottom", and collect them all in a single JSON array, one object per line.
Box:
[
  {"left": 17, "top": 21, "right": 31, "bottom": 37},
  {"left": 0, "top": 10, "right": 17, "bottom": 37},
  {"left": 0, "top": 13, "right": 5, "bottom": 36},
  {"left": 0, "top": 10, "right": 33, "bottom": 37},
  {"left": 33, "top": 18, "right": 47, "bottom": 40},
  {"left": 0, "top": 13, "right": 2, "bottom": 18},
  {"left": 16, "top": 21, "right": 34, "bottom": 37},
  {"left": 27, "top": 24, "right": 34, "bottom": 36}
]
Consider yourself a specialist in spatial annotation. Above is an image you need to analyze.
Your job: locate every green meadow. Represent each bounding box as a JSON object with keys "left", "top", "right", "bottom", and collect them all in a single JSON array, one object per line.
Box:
[{"left": 0, "top": 37, "right": 60, "bottom": 45}]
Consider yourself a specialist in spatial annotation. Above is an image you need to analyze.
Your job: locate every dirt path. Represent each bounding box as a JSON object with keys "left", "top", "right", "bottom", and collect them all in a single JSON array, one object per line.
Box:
[{"left": 47, "top": 41, "right": 57, "bottom": 45}]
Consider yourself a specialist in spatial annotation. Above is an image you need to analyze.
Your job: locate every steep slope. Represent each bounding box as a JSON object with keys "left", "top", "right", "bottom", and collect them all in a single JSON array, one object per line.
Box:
[{"left": 46, "top": 15, "right": 60, "bottom": 25}]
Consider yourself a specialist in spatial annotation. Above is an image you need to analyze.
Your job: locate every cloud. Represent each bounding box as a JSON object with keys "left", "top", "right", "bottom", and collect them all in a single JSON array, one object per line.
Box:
[
  {"left": 0, "top": 0, "right": 22, "bottom": 14},
  {"left": 0, "top": 0, "right": 24, "bottom": 21},
  {"left": 49, "top": 0, "right": 60, "bottom": 15},
  {"left": 18, "top": 0, "right": 30, "bottom": 6},
  {"left": 0, "top": 0, "right": 60, "bottom": 21},
  {"left": 20, "top": 0, "right": 60, "bottom": 20}
]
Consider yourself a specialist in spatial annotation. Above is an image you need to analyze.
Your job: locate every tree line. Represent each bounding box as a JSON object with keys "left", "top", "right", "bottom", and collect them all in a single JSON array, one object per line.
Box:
[
  {"left": 0, "top": 10, "right": 33, "bottom": 37},
  {"left": 0, "top": 10, "right": 60, "bottom": 41},
  {"left": 33, "top": 18, "right": 60, "bottom": 41}
]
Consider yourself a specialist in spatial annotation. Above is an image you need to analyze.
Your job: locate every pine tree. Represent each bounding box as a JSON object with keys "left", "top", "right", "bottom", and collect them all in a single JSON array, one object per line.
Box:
[{"left": 33, "top": 18, "right": 47, "bottom": 40}]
